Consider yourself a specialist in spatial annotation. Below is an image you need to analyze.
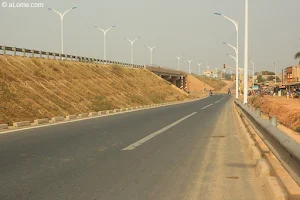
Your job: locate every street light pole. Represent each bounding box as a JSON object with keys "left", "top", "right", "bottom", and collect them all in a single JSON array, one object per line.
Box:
[
  {"left": 95, "top": 25, "right": 116, "bottom": 60},
  {"left": 244, "top": 0, "right": 249, "bottom": 104},
  {"left": 176, "top": 56, "right": 182, "bottom": 71},
  {"left": 187, "top": 60, "right": 193, "bottom": 74},
  {"left": 125, "top": 37, "right": 141, "bottom": 65},
  {"left": 214, "top": 12, "right": 239, "bottom": 99},
  {"left": 48, "top": 7, "right": 77, "bottom": 54},
  {"left": 250, "top": 60, "right": 255, "bottom": 88},
  {"left": 197, "top": 62, "right": 202, "bottom": 75},
  {"left": 273, "top": 62, "right": 277, "bottom": 86},
  {"left": 147, "top": 45, "right": 157, "bottom": 65}
]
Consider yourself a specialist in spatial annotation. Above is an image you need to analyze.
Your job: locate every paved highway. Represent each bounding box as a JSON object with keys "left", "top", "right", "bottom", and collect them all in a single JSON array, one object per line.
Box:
[{"left": 0, "top": 95, "right": 266, "bottom": 200}]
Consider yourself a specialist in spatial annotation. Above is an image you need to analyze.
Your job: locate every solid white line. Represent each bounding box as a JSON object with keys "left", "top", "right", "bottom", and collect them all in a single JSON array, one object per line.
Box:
[
  {"left": 201, "top": 104, "right": 213, "bottom": 110},
  {"left": 122, "top": 112, "right": 197, "bottom": 151}
]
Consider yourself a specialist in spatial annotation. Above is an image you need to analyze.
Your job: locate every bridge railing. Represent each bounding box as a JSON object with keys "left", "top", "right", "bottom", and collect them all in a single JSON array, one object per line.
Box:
[{"left": 0, "top": 45, "right": 145, "bottom": 68}]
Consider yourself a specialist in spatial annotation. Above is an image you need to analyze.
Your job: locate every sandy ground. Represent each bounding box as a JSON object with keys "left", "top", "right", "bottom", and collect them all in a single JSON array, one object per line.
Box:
[
  {"left": 0, "top": 56, "right": 188, "bottom": 125},
  {"left": 249, "top": 96, "right": 300, "bottom": 142}
]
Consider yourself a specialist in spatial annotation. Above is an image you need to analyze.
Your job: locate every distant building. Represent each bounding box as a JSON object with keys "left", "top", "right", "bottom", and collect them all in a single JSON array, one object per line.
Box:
[
  {"left": 203, "top": 70, "right": 213, "bottom": 77},
  {"left": 285, "top": 65, "right": 300, "bottom": 84}
]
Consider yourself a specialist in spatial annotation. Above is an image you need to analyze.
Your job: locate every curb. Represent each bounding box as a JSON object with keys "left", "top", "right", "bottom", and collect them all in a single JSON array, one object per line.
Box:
[
  {"left": 0, "top": 95, "right": 209, "bottom": 134},
  {"left": 234, "top": 103, "right": 293, "bottom": 200}
]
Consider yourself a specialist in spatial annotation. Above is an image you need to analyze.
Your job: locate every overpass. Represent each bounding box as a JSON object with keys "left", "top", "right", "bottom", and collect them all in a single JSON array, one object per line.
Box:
[
  {"left": 0, "top": 45, "right": 188, "bottom": 91},
  {"left": 146, "top": 66, "right": 188, "bottom": 91}
]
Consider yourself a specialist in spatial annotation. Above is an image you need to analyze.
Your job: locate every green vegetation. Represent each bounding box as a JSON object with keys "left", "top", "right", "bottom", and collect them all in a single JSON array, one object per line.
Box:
[
  {"left": 295, "top": 52, "right": 300, "bottom": 64},
  {"left": 257, "top": 75, "right": 265, "bottom": 83},
  {"left": 295, "top": 126, "right": 300, "bottom": 133},
  {"left": 261, "top": 71, "right": 275, "bottom": 75},
  {"left": 194, "top": 75, "right": 226, "bottom": 91}
]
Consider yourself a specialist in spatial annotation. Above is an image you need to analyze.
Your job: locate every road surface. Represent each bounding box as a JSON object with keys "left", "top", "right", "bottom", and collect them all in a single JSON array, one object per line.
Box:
[{"left": 0, "top": 95, "right": 266, "bottom": 200}]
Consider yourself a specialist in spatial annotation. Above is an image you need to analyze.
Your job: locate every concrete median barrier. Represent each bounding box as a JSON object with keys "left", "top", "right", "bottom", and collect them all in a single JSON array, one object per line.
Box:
[
  {"left": 78, "top": 113, "right": 89, "bottom": 118},
  {"left": 66, "top": 115, "right": 77, "bottom": 120},
  {"left": 0, "top": 124, "right": 8, "bottom": 130},
  {"left": 89, "top": 112, "right": 98, "bottom": 117},
  {"left": 13, "top": 121, "right": 31, "bottom": 128},
  {"left": 51, "top": 117, "right": 65, "bottom": 123},
  {"left": 33, "top": 118, "right": 49, "bottom": 125}
]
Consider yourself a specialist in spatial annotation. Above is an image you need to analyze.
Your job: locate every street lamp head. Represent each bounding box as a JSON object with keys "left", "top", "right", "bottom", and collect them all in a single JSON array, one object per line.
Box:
[
  {"left": 112, "top": 25, "right": 116, "bottom": 28},
  {"left": 214, "top": 12, "right": 222, "bottom": 16},
  {"left": 48, "top": 8, "right": 53, "bottom": 11},
  {"left": 222, "top": 42, "right": 228, "bottom": 45},
  {"left": 72, "top": 7, "right": 77, "bottom": 9}
]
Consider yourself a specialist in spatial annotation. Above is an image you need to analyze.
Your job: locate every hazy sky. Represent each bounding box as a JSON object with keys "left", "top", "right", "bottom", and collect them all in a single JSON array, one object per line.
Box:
[{"left": 0, "top": 0, "right": 299, "bottom": 74}]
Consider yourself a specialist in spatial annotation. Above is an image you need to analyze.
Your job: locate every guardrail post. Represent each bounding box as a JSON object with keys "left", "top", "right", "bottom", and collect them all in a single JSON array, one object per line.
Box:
[
  {"left": 59, "top": 54, "right": 62, "bottom": 60},
  {"left": 255, "top": 108, "right": 261, "bottom": 117},
  {"left": 80, "top": 57, "right": 82, "bottom": 62},
  {"left": 22, "top": 48, "right": 26, "bottom": 57},
  {"left": 2, "top": 46, "right": 6, "bottom": 55},
  {"left": 53, "top": 53, "right": 56, "bottom": 60},
  {"left": 46, "top": 52, "right": 49, "bottom": 59},
  {"left": 269, "top": 116, "right": 278, "bottom": 127},
  {"left": 31, "top": 50, "right": 34, "bottom": 58},
  {"left": 13, "top": 47, "right": 16, "bottom": 56},
  {"left": 39, "top": 51, "right": 42, "bottom": 58}
]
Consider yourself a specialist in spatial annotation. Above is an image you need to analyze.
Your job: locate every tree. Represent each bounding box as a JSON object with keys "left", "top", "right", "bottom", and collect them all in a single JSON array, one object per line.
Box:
[
  {"left": 295, "top": 52, "right": 300, "bottom": 64},
  {"left": 257, "top": 75, "right": 265, "bottom": 83}
]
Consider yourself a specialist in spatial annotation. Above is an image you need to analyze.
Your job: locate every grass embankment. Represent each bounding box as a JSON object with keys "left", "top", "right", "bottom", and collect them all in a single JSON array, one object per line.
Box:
[
  {"left": 0, "top": 56, "right": 188, "bottom": 125},
  {"left": 193, "top": 75, "right": 227, "bottom": 91}
]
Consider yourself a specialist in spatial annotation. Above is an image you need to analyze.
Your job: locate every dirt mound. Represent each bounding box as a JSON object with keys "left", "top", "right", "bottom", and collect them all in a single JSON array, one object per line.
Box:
[
  {"left": 0, "top": 56, "right": 188, "bottom": 125},
  {"left": 193, "top": 75, "right": 227, "bottom": 91},
  {"left": 249, "top": 96, "right": 300, "bottom": 131},
  {"left": 186, "top": 75, "right": 213, "bottom": 97}
]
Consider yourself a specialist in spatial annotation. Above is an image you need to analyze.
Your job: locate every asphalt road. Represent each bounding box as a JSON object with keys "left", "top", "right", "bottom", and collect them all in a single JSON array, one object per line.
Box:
[{"left": 0, "top": 95, "right": 266, "bottom": 200}]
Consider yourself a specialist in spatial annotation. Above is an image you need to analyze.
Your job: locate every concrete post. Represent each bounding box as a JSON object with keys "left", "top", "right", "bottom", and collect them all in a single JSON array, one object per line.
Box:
[
  {"left": 46, "top": 52, "right": 49, "bottom": 59},
  {"left": 31, "top": 50, "right": 34, "bottom": 58},
  {"left": 59, "top": 54, "right": 62, "bottom": 60},
  {"left": 256, "top": 108, "right": 261, "bottom": 117},
  {"left": 2, "top": 46, "right": 6, "bottom": 55},
  {"left": 269, "top": 116, "right": 278, "bottom": 127},
  {"left": 22, "top": 48, "right": 26, "bottom": 57},
  {"left": 13, "top": 47, "right": 16, "bottom": 56},
  {"left": 39, "top": 51, "right": 42, "bottom": 58},
  {"left": 80, "top": 57, "right": 82, "bottom": 62},
  {"left": 180, "top": 76, "right": 184, "bottom": 90},
  {"left": 53, "top": 53, "right": 56, "bottom": 60}
]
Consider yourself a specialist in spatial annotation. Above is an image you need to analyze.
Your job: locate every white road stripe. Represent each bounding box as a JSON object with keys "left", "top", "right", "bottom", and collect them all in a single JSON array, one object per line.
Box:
[
  {"left": 215, "top": 100, "right": 221, "bottom": 104},
  {"left": 201, "top": 104, "right": 213, "bottom": 110},
  {"left": 122, "top": 112, "right": 197, "bottom": 151}
]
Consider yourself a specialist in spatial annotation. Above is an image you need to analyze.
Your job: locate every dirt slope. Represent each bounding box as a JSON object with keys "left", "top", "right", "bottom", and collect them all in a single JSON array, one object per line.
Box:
[
  {"left": 193, "top": 75, "right": 227, "bottom": 91},
  {"left": 187, "top": 75, "right": 213, "bottom": 97},
  {"left": 249, "top": 96, "right": 300, "bottom": 131},
  {"left": 0, "top": 56, "right": 188, "bottom": 125}
]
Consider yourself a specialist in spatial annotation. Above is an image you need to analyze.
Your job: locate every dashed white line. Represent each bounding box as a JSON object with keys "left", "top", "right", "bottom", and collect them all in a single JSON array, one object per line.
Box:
[
  {"left": 215, "top": 100, "right": 221, "bottom": 104},
  {"left": 201, "top": 104, "right": 213, "bottom": 110},
  {"left": 123, "top": 112, "right": 197, "bottom": 151}
]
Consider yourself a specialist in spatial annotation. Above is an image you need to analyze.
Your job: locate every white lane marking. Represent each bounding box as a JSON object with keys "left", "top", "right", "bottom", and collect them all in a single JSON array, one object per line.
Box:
[
  {"left": 215, "top": 96, "right": 226, "bottom": 104},
  {"left": 201, "top": 104, "right": 213, "bottom": 110},
  {"left": 122, "top": 112, "right": 197, "bottom": 151}
]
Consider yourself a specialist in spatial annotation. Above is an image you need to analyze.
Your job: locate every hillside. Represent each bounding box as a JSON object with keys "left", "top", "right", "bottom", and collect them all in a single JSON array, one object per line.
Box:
[
  {"left": 193, "top": 75, "right": 227, "bottom": 91},
  {"left": 0, "top": 56, "right": 188, "bottom": 125},
  {"left": 186, "top": 75, "right": 214, "bottom": 97}
]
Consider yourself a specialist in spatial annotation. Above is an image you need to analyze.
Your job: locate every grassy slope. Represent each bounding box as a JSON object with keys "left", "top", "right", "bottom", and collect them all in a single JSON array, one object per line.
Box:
[{"left": 0, "top": 56, "right": 188, "bottom": 125}]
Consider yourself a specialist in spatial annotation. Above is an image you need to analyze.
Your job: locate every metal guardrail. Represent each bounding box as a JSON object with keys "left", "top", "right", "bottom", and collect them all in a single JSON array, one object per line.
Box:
[
  {"left": 235, "top": 100, "right": 300, "bottom": 185},
  {"left": 0, "top": 45, "right": 145, "bottom": 68}
]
